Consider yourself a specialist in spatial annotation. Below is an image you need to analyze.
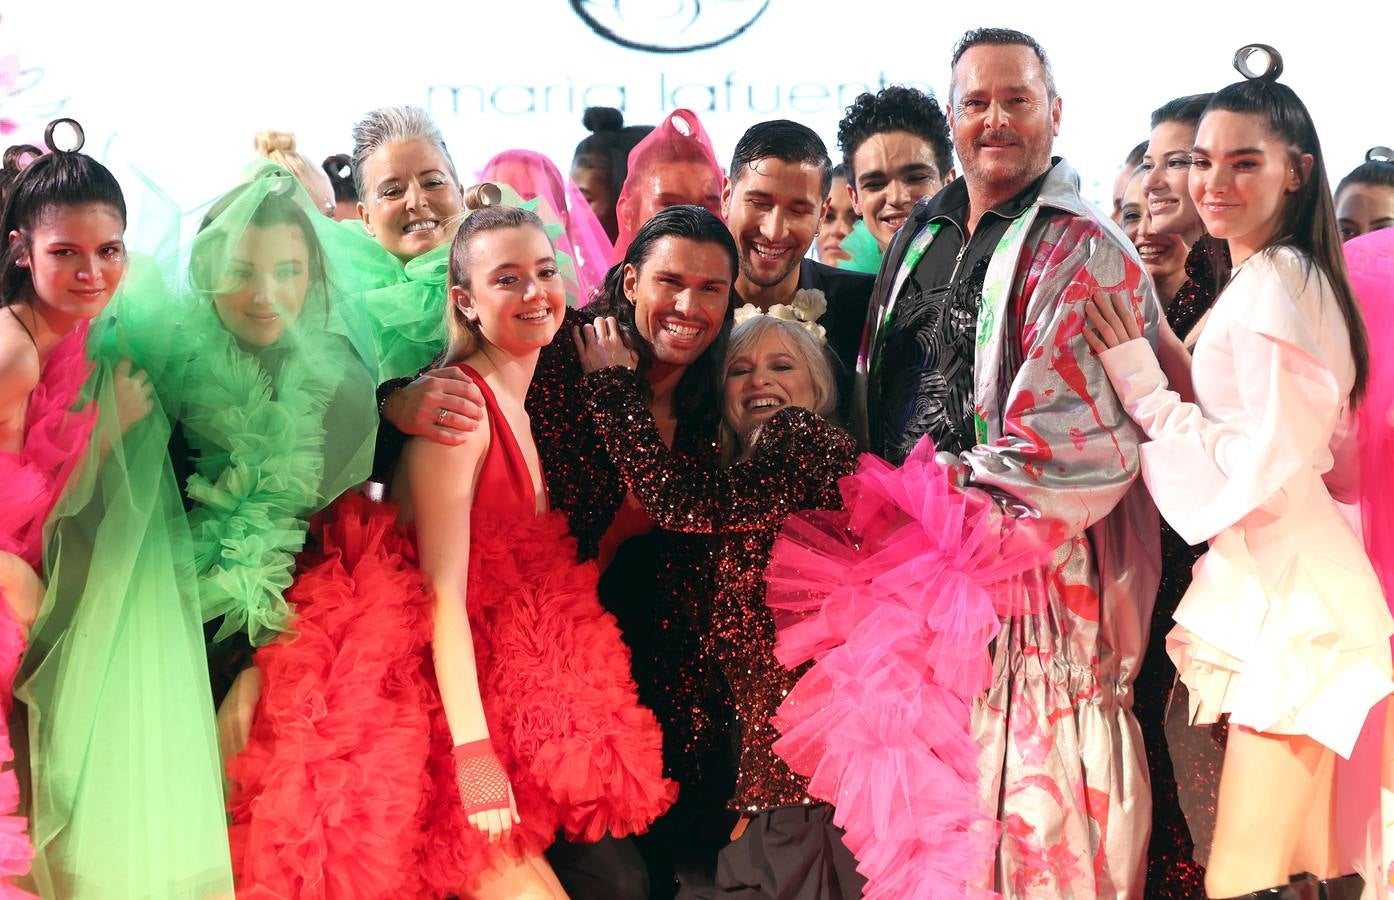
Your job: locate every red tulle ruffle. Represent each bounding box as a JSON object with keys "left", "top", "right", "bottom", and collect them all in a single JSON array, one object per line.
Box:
[
  {"left": 765, "top": 437, "right": 1049, "bottom": 900},
  {"left": 229, "top": 491, "right": 673, "bottom": 898}
]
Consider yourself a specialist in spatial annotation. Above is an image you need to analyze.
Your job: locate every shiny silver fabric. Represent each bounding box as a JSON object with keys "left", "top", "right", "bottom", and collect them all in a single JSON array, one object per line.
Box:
[{"left": 856, "top": 159, "right": 1164, "bottom": 898}]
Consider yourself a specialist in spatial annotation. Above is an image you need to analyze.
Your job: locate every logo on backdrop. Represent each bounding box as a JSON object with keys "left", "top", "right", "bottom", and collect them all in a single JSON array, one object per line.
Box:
[{"left": 569, "top": 0, "right": 770, "bottom": 53}]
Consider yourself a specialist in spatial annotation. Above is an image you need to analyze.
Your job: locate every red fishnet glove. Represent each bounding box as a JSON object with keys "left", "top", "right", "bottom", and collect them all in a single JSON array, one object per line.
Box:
[{"left": 453, "top": 739, "right": 511, "bottom": 815}]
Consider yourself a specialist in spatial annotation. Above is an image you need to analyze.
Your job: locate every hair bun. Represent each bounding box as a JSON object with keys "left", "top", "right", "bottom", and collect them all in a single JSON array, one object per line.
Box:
[
  {"left": 582, "top": 107, "right": 624, "bottom": 133},
  {"left": 1233, "top": 44, "right": 1283, "bottom": 81},
  {"left": 43, "top": 117, "right": 86, "bottom": 153},
  {"left": 464, "top": 182, "right": 503, "bottom": 211},
  {"left": 2, "top": 143, "right": 43, "bottom": 173},
  {"left": 1366, "top": 145, "right": 1394, "bottom": 164},
  {"left": 253, "top": 130, "right": 298, "bottom": 155},
  {"left": 323, "top": 152, "right": 352, "bottom": 181}
]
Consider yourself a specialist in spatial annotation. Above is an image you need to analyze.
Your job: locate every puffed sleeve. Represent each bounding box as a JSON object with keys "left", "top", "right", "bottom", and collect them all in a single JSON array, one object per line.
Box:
[
  {"left": 583, "top": 365, "right": 856, "bottom": 533},
  {"left": 1099, "top": 249, "right": 1345, "bottom": 545}
]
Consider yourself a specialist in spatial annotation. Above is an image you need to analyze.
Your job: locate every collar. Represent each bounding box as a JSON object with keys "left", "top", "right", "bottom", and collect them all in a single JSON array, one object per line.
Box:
[{"left": 923, "top": 157, "right": 1067, "bottom": 230}]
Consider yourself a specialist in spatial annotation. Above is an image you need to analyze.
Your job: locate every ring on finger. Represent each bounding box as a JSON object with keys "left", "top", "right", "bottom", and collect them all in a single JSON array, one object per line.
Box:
[{"left": 435, "top": 407, "right": 448, "bottom": 427}]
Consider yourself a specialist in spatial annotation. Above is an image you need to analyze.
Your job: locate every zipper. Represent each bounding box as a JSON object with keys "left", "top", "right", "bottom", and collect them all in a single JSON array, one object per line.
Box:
[{"left": 947, "top": 232, "right": 970, "bottom": 290}]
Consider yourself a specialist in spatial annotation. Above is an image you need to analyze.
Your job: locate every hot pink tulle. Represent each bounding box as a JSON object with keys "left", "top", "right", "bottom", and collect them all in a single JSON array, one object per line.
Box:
[
  {"left": 610, "top": 109, "right": 724, "bottom": 263},
  {"left": 0, "top": 322, "right": 93, "bottom": 896},
  {"left": 477, "top": 149, "right": 614, "bottom": 302},
  {"left": 228, "top": 492, "right": 674, "bottom": 898},
  {"left": 765, "top": 437, "right": 1049, "bottom": 900},
  {"left": 1345, "top": 230, "right": 1393, "bottom": 611}
]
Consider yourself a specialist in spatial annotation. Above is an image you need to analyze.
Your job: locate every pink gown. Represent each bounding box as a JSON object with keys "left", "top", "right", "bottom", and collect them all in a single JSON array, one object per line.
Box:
[
  {"left": 227, "top": 364, "right": 674, "bottom": 899},
  {"left": 0, "top": 323, "right": 95, "bottom": 896}
]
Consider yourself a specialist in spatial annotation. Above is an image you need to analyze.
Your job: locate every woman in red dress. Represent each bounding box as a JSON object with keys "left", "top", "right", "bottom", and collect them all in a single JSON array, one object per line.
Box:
[{"left": 228, "top": 204, "right": 674, "bottom": 899}]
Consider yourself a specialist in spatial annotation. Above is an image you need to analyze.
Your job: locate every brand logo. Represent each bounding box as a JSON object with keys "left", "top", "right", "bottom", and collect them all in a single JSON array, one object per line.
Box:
[{"left": 570, "top": 0, "right": 770, "bottom": 54}]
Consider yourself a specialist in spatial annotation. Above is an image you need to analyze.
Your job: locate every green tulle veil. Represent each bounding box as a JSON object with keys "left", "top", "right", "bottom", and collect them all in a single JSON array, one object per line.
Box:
[
  {"left": 16, "top": 162, "right": 381, "bottom": 897},
  {"left": 837, "top": 218, "right": 884, "bottom": 275}
]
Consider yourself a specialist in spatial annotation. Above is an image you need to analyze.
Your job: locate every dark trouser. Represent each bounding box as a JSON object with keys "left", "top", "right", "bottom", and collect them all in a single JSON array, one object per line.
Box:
[
  {"left": 545, "top": 835, "right": 649, "bottom": 900},
  {"left": 713, "top": 805, "right": 864, "bottom": 899}
]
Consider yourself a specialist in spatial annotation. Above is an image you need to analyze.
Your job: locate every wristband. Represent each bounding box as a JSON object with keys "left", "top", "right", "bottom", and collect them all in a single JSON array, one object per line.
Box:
[{"left": 452, "top": 738, "right": 511, "bottom": 816}]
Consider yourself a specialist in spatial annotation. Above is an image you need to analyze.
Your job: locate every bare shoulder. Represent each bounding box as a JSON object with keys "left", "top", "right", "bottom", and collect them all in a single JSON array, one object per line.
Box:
[{"left": 0, "top": 315, "right": 41, "bottom": 418}]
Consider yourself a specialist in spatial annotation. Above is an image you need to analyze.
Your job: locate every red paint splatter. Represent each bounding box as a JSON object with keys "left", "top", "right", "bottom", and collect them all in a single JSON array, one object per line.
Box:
[
  {"left": 1086, "top": 787, "right": 1112, "bottom": 880},
  {"left": 1067, "top": 427, "right": 1087, "bottom": 451}
]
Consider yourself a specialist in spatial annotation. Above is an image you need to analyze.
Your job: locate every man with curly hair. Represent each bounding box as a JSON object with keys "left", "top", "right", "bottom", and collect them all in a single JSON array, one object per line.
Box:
[{"left": 837, "top": 85, "right": 956, "bottom": 253}]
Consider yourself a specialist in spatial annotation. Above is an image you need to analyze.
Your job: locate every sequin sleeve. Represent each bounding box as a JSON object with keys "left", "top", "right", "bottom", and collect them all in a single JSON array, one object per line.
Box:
[{"left": 583, "top": 366, "right": 856, "bottom": 533}]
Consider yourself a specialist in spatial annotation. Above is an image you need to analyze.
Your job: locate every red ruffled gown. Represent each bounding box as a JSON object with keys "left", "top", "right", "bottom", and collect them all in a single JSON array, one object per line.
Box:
[
  {"left": 227, "top": 364, "right": 675, "bottom": 899},
  {"left": 0, "top": 324, "right": 94, "bottom": 897}
]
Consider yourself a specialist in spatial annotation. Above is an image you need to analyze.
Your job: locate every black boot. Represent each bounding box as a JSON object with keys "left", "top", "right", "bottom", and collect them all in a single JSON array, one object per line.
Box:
[
  {"left": 1211, "top": 879, "right": 1319, "bottom": 899},
  {"left": 1316, "top": 873, "right": 1364, "bottom": 900}
]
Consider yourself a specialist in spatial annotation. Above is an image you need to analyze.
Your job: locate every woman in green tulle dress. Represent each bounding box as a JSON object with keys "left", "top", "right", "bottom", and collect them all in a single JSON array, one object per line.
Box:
[{"left": 18, "top": 164, "right": 379, "bottom": 898}]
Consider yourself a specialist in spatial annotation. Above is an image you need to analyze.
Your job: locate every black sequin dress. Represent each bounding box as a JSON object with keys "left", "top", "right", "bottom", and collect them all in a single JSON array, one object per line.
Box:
[
  {"left": 1134, "top": 236, "right": 1229, "bottom": 898},
  {"left": 585, "top": 366, "right": 858, "bottom": 813}
]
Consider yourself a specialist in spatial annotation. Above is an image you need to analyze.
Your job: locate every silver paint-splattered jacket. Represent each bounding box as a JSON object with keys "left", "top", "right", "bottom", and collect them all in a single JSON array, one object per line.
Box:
[{"left": 855, "top": 158, "right": 1164, "bottom": 899}]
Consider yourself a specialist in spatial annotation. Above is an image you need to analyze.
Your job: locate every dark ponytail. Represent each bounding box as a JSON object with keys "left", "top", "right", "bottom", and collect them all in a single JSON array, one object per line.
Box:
[
  {"left": 1205, "top": 46, "right": 1369, "bottom": 403},
  {"left": 1, "top": 118, "right": 126, "bottom": 306}
]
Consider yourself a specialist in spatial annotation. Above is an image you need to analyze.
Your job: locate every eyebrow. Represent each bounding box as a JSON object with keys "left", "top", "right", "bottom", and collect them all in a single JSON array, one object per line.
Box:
[
  {"left": 654, "top": 267, "right": 729, "bottom": 286},
  {"left": 489, "top": 256, "right": 557, "bottom": 273},
  {"left": 1191, "top": 145, "right": 1263, "bottom": 158}
]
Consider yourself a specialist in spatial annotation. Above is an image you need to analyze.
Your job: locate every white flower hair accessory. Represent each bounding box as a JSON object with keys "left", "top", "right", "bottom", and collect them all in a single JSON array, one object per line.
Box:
[{"left": 732, "top": 288, "right": 828, "bottom": 343}]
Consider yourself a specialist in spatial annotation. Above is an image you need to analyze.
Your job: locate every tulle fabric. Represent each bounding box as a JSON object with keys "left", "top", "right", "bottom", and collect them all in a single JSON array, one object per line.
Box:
[
  {"left": 765, "top": 438, "right": 1049, "bottom": 899},
  {"left": 0, "top": 321, "right": 93, "bottom": 897},
  {"left": 1345, "top": 230, "right": 1393, "bottom": 608},
  {"left": 836, "top": 219, "right": 884, "bottom": 275},
  {"left": 228, "top": 492, "right": 675, "bottom": 898},
  {"left": 611, "top": 109, "right": 724, "bottom": 262},
  {"left": 478, "top": 150, "right": 614, "bottom": 302},
  {"left": 18, "top": 300, "right": 235, "bottom": 898}
]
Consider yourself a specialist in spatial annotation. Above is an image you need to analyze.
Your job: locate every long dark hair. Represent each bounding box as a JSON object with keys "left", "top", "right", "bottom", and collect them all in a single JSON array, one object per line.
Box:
[
  {"left": 1, "top": 118, "right": 126, "bottom": 307},
  {"left": 1205, "top": 46, "right": 1369, "bottom": 403},
  {"left": 586, "top": 204, "right": 737, "bottom": 424}
]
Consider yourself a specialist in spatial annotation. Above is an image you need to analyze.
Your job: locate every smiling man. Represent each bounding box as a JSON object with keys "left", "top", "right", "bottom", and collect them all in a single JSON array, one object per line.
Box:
[
  {"left": 722, "top": 120, "right": 873, "bottom": 380},
  {"left": 853, "top": 28, "right": 1162, "bottom": 898},
  {"left": 838, "top": 86, "right": 955, "bottom": 258}
]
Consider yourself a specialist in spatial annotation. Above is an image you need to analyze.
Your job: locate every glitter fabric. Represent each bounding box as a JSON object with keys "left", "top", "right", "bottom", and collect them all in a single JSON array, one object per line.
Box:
[
  {"left": 1168, "top": 236, "right": 1229, "bottom": 341},
  {"left": 1132, "top": 237, "right": 1226, "bottom": 897},
  {"left": 585, "top": 366, "right": 857, "bottom": 812}
]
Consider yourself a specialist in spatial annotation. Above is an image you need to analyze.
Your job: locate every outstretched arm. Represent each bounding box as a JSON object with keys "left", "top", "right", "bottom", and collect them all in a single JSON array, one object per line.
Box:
[{"left": 576, "top": 322, "right": 855, "bottom": 533}]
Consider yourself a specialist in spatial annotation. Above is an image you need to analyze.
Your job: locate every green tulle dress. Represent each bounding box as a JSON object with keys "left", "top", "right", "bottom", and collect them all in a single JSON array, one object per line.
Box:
[{"left": 16, "top": 164, "right": 380, "bottom": 898}]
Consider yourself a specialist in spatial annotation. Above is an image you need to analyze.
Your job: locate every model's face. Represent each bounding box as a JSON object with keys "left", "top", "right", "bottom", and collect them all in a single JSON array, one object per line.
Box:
[
  {"left": 1189, "top": 110, "right": 1307, "bottom": 261},
  {"left": 1121, "top": 173, "right": 1187, "bottom": 294},
  {"left": 850, "top": 130, "right": 946, "bottom": 249},
  {"left": 723, "top": 326, "right": 817, "bottom": 438},
  {"left": 949, "top": 44, "right": 1060, "bottom": 200},
  {"left": 452, "top": 226, "right": 565, "bottom": 356},
  {"left": 722, "top": 157, "right": 825, "bottom": 290},
  {"left": 571, "top": 162, "right": 619, "bottom": 239},
  {"left": 357, "top": 138, "right": 464, "bottom": 262},
  {"left": 624, "top": 236, "right": 731, "bottom": 369},
  {"left": 10, "top": 203, "right": 126, "bottom": 322},
  {"left": 1142, "top": 120, "right": 1203, "bottom": 239},
  {"left": 212, "top": 223, "right": 310, "bottom": 347},
  {"left": 817, "top": 175, "right": 858, "bottom": 264},
  {"left": 621, "top": 161, "right": 723, "bottom": 235},
  {"left": 1336, "top": 183, "right": 1394, "bottom": 241}
]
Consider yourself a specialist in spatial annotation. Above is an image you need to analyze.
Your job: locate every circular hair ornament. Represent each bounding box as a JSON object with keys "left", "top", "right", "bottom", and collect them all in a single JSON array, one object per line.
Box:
[
  {"left": 1233, "top": 44, "right": 1283, "bottom": 81},
  {"left": 1367, "top": 146, "right": 1394, "bottom": 164},
  {"left": 464, "top": 182, "right": 503, "bottom": 211},
  {"left": 43, "top": 117, "right": 86, "bottom": 153},
  {"left": 2, "top": 143, "right": 43, "bottom": 173}
]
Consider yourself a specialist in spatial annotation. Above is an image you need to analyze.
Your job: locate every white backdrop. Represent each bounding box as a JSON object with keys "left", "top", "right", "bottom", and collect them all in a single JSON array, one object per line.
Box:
[{"left": 3, "top": 0, "right": 1383, "bottom": 214}]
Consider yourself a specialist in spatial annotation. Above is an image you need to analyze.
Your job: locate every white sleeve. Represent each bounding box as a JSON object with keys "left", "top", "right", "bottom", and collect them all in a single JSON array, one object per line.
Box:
[{"left": 1098, "top": 255, "right": 1343, "bottom": 545}]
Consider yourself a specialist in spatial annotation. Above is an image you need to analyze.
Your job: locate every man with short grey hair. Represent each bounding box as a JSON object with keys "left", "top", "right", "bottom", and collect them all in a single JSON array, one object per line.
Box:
[{"left": 854, "top": 27, "right": 1162, "bottom": 897}]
